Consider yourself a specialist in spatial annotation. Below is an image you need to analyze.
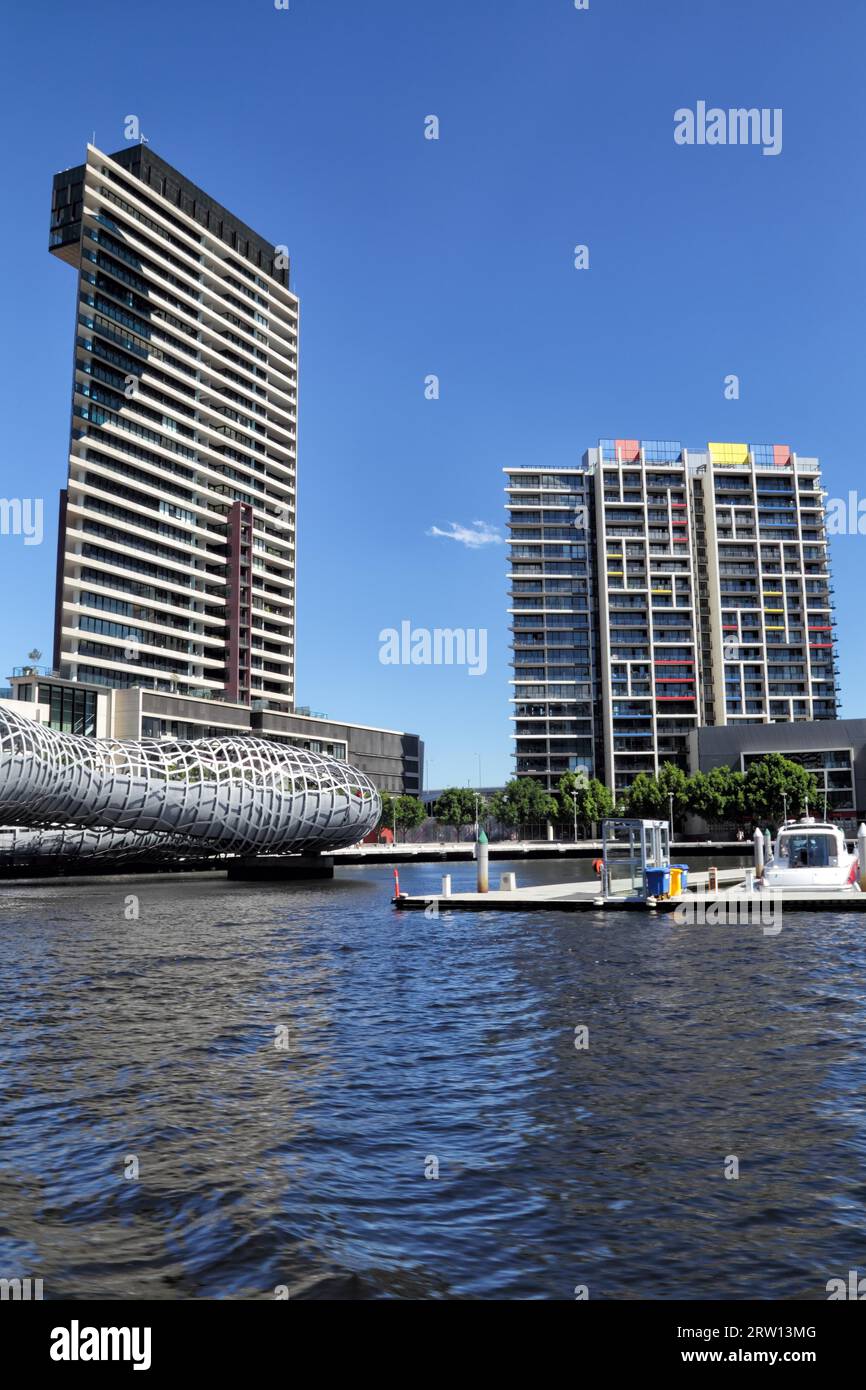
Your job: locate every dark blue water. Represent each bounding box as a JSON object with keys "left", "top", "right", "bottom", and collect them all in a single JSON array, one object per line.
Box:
[{"left": 1, "top": 858, "right": 866, "bottom": 1300}]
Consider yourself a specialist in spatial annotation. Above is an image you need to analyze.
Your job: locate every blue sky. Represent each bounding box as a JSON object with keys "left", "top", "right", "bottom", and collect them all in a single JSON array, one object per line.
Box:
[{"left": 2, "top": 0, "right": 865, "bottom": 787}]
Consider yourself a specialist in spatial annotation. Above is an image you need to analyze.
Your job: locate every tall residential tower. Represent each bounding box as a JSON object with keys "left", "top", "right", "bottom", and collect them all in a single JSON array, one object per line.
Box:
[
  {"left": 505, "top": 439, "right": 839, "bottom": 799},
  {"left": 49, "top": 144, "right": 297, "bottom": 710},
  {"left": 32, "top": 143, "right": 423, "bottom": 794}
]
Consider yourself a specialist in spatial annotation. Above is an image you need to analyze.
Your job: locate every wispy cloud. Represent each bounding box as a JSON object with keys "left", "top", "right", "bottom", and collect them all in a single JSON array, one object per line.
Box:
[{"left": 426, "top": 520, "right": 503, "bottom": 549}]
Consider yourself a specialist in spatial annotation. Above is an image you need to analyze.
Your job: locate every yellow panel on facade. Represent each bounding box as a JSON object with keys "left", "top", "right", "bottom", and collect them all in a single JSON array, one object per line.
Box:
[{"left": 709, "top": 442, "right": 750, "bottom": 466}]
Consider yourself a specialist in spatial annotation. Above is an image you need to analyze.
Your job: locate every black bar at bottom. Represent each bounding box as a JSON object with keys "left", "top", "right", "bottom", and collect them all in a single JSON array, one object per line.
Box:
[{"left": 5, "top": 1297, "right": 861, "bottom": 1377}]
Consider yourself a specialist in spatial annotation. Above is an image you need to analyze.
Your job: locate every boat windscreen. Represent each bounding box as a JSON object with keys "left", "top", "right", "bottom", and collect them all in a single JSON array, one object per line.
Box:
[{"left": 777, "top": 833, "right": 837, "bottom": 868}]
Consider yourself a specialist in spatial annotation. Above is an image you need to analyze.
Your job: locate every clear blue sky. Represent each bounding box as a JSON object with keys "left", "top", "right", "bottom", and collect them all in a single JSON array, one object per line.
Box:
[{"left": 2, "top": 0, "right": 865, "bottom": 787}]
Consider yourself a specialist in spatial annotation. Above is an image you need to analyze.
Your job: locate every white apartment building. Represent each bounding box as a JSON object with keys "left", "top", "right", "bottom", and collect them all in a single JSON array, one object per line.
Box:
[{"left": 49, "top": 143, "right": 297, "bottom": 709}]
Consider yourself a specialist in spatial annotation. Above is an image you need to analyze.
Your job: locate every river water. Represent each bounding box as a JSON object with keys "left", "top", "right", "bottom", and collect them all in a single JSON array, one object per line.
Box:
[{"left": 1, "top": 857, "right": 865, "bottom": 1300}]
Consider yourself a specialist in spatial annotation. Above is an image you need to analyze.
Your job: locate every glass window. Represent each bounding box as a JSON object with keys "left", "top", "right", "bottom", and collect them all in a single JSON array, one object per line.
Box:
[{"left": 777, "top": 833, "right": 835, "bottom": 867}]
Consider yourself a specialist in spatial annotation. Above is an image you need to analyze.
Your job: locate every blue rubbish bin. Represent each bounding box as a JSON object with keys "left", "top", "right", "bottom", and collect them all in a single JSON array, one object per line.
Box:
[
  {"left": 645, "top": 866, "right": 671, "bottom": 897},
  {"left": 672, "top": 864, "right": 689, "bottom": 892}
]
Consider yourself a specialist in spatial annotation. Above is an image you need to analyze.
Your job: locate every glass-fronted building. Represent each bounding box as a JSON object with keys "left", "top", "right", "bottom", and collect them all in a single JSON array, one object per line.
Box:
[{"left": 505, "top": 440, "right": 840, "bottom": 797}]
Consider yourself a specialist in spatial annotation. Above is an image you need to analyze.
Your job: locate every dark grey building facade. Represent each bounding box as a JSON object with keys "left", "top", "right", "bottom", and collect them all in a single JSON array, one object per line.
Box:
[{"left": 689, "top": 719, "right": 866, "bottom": 827}]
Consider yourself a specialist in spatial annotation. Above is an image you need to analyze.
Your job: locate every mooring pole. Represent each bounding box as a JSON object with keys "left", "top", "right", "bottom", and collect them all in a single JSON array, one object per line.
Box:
[
  {"left": 753, "top": 827, "right": 765, "bottom": 879},
  {"left": 476, "top": 827, "right": 489, "bottom": 894}
]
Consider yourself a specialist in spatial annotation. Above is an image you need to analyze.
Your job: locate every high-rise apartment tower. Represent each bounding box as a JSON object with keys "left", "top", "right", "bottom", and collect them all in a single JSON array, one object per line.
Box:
[
  {"left": 505, "top": 439, "right": 839, "bottom": 797},
  {"left": 48, "top": 144, "right": 297, "bottom": 710}
]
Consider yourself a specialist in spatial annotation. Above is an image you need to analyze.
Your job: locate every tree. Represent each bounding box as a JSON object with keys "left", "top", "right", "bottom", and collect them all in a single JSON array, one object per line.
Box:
[
  {"left": 656, "top": 763, "right": 690, "bottom": 825},
  {"left": 488, "top": 778, "right": 558, "bottom": 835},
  {"left": 687, "top": 766, "right": 745, "bottom": 824},
  {"left": 592, "top": 779, "right": 615, "bottom": 822},
  {"left": 622, "top": 764, "right": 690, "bottom": 825},
  {"left": 434, "top": 787, "right": 479, "bottom": 835},
  {"left": 378, "top": 791, "right": 396, "bottom": 836},
  {"left": 623, "top": 772, "right": 662, "bottom": 819},
  {"left": 22, "top": 648, "right": 42, "bottom": 675},
  {"left": 557, "top": 772, "right": 614, "bottom": 836},
  {"left": 394, "top": 795, "right": 426, "bottom": 841},
  {"left": 742, "top": 754, "right": 819, "bottom": 825}
]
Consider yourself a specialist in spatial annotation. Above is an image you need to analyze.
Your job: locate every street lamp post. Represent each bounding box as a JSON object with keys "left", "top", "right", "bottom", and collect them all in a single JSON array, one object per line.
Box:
[
  {"left": 669, "top": 791, "right": 674, "bottom": 844},
  {"left": 572, "top": 790, "right": 578, "bottom": 844}
]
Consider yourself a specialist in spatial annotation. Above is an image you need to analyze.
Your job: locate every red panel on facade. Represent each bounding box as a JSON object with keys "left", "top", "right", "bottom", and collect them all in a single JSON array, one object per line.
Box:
[
  {"left": 225, "top": 500, "right": 254, "bottom": 706},
  {"left": 615, "top": 439, "right": 641, "bottom": 462}
]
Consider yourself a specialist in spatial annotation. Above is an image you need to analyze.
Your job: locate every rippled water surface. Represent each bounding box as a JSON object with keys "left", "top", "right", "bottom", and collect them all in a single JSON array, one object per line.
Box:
[{"left": 2, "top": 858, "right": 866, "bottom": 1299}]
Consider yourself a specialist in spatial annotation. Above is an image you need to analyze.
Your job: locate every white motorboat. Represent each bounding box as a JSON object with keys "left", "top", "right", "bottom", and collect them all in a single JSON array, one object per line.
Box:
[{"left": 760, "top": 817, "right": 860, "bottom": 892}]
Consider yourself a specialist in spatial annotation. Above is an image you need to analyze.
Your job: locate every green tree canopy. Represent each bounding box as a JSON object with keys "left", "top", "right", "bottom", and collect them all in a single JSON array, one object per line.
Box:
[
  {"left": 687, "top": 765, "right": 745, "bottom": 823},
  {"left": 557, "top": 772, "right": 614, "bottom": 832},
  {"left": 742, "top": 754, "right": 819, "bottom": 825},
  {"left": 593, "top": 779, "right": 616, "bottom": 821},
  {"left": 394, "top": 795, "right": 426, "bottom": 839},
  {"left": 623, "top": 772, "right": 662, "bottom": 819},
  {"left": 489, "top": 778, "right": 558, "bottom": 830},
  {"left": 378, "top": 791, "right": 396, "bottom": 831},
  {"left": 434, "top": 787, "right": 480, "bottom": 832},
  {"left": 656, "top": 762, "right": 690, "bottom": 821}
]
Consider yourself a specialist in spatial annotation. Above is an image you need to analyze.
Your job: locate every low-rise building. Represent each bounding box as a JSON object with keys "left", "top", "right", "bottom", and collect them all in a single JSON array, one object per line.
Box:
[
  {"left": 2, "top": 671, "right": 422, "bottom": 797},
  {"left": 689, "top": 719, "right": 866, "bottom": 829}
]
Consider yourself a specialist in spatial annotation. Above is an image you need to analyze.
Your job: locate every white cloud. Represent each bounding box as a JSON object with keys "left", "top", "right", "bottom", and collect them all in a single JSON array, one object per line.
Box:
[{"left": 426, "top": 520, "right": 503, "bottom": 549}]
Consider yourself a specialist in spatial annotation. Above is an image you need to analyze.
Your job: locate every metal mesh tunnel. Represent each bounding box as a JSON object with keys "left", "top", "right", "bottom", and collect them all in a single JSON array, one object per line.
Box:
[{"left": 0, "top": 707, "right": 381, "bottom": 863}]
